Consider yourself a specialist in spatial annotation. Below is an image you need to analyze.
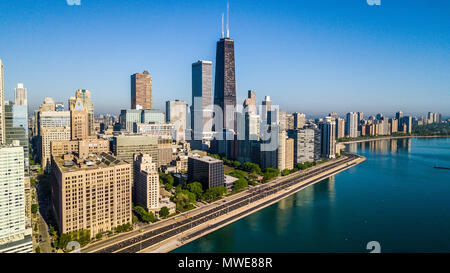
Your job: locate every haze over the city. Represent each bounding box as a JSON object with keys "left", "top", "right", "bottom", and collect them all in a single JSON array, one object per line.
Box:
[{"left": 0, "top": 0, "right": 449, "bottom": 115}]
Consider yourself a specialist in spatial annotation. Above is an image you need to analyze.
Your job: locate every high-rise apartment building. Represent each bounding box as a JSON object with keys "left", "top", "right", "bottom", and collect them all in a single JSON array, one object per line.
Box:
[
  {"left": 288, "top": 128, "right": 315, "bottom": 164},
  {"left": 390, "top": 118, "right": 398, "bottom": 134},
  {"left": 346, "top": 112, "right": 358, "bottom": 138},
  {"left": 319, "top": 117, "right": 336, "bottom": 159},
  {"left": 396, "top": 111, "right": 403, "bottom": 131},
  {"left": 285, "top": 138, "right": 294, "bottom": 170},
  {"left": 277, "top": 130, "right": 287, "bottom": 170},
  {"left": 293, "top": 113, "right": 306, "bottom": 129},
  {"left": 402, "top": 116, "right": 413, "bottom": 134},
  {"left": 39, "top": 111, "right": 71, "bottom": 171},
  {"left": 336, "top": 117, "right": 345, "bottom": 139},
  {"left": 0, "top": 143, "right": 33, "bottom": 253},
  {"left": 14, "top": 83, "right": 27, "bottom": 106},
  {"left": 166, "top": 100, "right": 187, "bottom": 142},
  {"left": 51, "top": 153, "right": 132, "bottom": 238},
  {"left": 357, "top": 112, "right": 364, "bottom": 124},
  {"left": 192, "top": 60, "right": 213, "bottom": 141},
  {"left": 188, "top": 156, "right": 225, "bottom": 190},
  {"left": 214, "top": 37, "right": 236, "bottom": 132},
  {"left": 131, "top": 71, "right": 153, "bottom": 110},
  {"left": 133, "top": 154, "right": 160, "bottom": 212},
  {"left": 285, "top": 113, "right": 294, "bottom": 130}
]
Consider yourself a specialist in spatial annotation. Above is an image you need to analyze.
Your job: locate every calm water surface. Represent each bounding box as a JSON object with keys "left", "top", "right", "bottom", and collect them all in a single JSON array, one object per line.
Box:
[{"left": 173, "top": 138, "right": 450, "bottom": 253}]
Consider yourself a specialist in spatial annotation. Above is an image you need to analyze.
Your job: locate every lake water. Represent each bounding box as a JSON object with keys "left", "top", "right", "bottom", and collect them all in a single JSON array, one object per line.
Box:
[{"left": 173, "top": 138, "right": 450, "bottom": 253}]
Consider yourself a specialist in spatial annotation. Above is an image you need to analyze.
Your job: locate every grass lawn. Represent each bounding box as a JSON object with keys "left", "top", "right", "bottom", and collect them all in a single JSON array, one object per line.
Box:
[{"left": 224, "top": 165, "right": 236, "bottom": 174}]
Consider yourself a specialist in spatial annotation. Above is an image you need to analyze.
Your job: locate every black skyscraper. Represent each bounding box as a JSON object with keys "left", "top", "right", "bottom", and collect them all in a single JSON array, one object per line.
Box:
[{"left": 214, "top": 37, "right": 236, "bottom": 132}]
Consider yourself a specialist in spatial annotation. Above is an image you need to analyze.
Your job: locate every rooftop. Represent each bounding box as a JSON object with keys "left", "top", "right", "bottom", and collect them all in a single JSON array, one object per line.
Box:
[
  {"left": 53, "top": 152, "right": 128, "bottom": 172},
  {"left": 191, "top": 156, "right": 223, "bottom": 164}
]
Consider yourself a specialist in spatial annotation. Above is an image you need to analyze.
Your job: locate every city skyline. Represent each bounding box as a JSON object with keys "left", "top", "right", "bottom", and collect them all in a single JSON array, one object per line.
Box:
[{"left": 0, "top": 0, "right": 449, "bottom": 115}]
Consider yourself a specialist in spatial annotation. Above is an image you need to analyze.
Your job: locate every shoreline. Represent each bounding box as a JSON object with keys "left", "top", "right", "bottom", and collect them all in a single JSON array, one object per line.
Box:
[
  {"left": 338, "top": 135, "right": 448, "bottom": 144},
  {"left": 141, "top": 155, "right": 366, "bottom": 253},
  {"left": 83, "top": 155, "right": 364, "bottom": 253}
]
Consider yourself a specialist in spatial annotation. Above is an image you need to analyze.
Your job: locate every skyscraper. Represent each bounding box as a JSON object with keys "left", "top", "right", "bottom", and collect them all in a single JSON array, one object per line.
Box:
[
  {"left": 0, "top": 142, "right": 33, "bottom": 253},
  {"left": 70, "top": 97, "right": 89, "bottom": 140},
  {"left": 346, "top": 112, "right": 358, "bottom": 138},
  {"left": 319, "top": 116, "right": 336, "bottom": 159},
  {"left": 288, "top": 128, "right": 315, "bottom": 164},
  {"left": 166, "top": 100, "right": 187, "bottom": 142},
  {"left": 293, "top": 113, "right": 306, "bottom": 129},
  {"left": 4, "top": 102, "right": 29, "bottom": 169},
  {"left": 336, "top": 117, "right": 346, "bottom": 139},
  {"left": 214, "top": 35, "right": 236, "bottom": 132},
  {"left": 14, "top": 83, "right": 27, "bottom": 106},
  {"left": 396, "top": 111, "right": 403, "bottom": 131},
  {"left": 192, "top": 60, "right": 213, "bottom": 141},
  {"left": 74, "top": 89, "right": 95, "bottom": 136},
  {"left": 131, "top": 71, "right": 153, "bottom": 110},
  {"left": 0, "top": 59, "right": 5, "bottom": 144}
]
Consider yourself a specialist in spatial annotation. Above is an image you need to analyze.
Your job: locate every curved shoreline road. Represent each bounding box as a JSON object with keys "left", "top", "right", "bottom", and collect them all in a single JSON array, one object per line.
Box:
[{"left": 82, "top": 154, "right": 365, "bottom": 253}]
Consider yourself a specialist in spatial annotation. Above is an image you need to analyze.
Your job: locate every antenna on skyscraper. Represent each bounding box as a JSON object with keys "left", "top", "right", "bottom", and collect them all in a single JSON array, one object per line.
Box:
[
  {"left": 221, "top": 13, "right": 224, "bottom": 38},
  {"left": 226, "top": 1, "right": 230, "bottom": 38}
]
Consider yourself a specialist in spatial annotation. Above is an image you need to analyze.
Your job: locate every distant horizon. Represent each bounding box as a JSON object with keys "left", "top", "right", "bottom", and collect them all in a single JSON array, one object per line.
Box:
[{"left": 1, "top": 0, "right": 449, "bottom": 115}]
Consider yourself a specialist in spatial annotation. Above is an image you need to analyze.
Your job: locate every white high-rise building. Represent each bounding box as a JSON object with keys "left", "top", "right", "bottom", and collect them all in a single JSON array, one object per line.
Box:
[
  {"left": 166, "top": 100, "right": 187, "bottom": 142},
  {"left": 14, "top": 83, "right": 27, "bottom": 106},
  {"left": 0, "top": 142, "right": 33, "bottom": 253},
  {"left": 346, "top": 112, "right": 358, "bottom": 138}
]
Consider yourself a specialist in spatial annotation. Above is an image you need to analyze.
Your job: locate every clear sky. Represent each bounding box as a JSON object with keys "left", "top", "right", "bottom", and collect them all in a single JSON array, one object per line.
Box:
[{"left": 0, "top": 0, "right": 449, "bottom": 117}]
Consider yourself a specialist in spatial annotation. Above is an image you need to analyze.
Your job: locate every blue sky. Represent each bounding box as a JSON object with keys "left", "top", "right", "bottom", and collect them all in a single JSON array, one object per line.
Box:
[{"left": 0, "top": 0, "right": 449, "bottom": 116}]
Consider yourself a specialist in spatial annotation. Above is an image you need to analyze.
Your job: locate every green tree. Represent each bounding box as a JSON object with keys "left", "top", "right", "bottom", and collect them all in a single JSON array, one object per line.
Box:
[
  {"left": 134, "top": 206, "right": 157, "bottom": 223},
  {"left": 242, "top": 162, "right": 262, "bottom": 174},
  {"left": 233, "top": 178, "right": 248, "bottom": 193},
  {"left": 58, "top": 233, "right": 72, "bottom": 249},
  {"left": 203, "top": 186, "right": 228, "bottom": 202},
  {"left": 159, "top": 206, "right": 170, "bottom": 218},
  {"left": 35, "top": 246, "right": 41, "bottom": 253},
  {"left": 247, "top": 172, "right": 260, "bottom": 184},
  {"left": 263, "top": 168, "right": 280, "bottom": 182},
  {"left": 186, "top": 182, "right": 204, "bottom": 201},
  {"left": 232, "top": 161, "right": 241, "bottom": 168},
  {"left": 31, "top": 204, "right": 39, "bottom": 215},
  {"left": 172, "top": 192, "right": 190, "bottom": 211}
]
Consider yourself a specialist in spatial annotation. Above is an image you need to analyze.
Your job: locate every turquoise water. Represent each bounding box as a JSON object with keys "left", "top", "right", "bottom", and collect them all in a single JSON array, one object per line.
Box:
[{"left": 173, "top": 138, "right": 450, "bottom": 253}]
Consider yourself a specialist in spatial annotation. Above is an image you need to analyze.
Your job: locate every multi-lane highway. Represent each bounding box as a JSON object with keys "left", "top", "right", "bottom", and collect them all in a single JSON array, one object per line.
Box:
[{"left": 83, "top": 154, "right": 363, "bottom": 253}]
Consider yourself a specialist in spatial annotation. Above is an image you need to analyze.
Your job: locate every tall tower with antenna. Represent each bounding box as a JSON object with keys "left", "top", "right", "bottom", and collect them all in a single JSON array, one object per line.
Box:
[{"left": 214, "top": 1, "right": 236, "bottom": 133}]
